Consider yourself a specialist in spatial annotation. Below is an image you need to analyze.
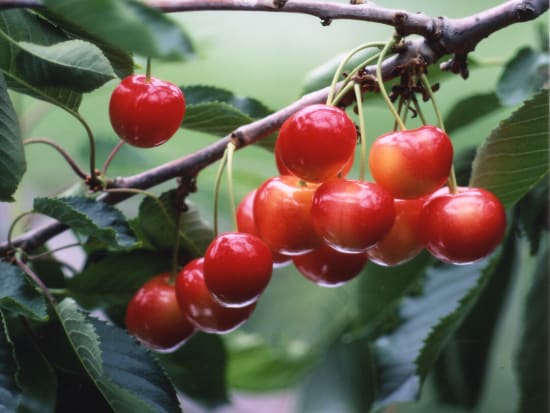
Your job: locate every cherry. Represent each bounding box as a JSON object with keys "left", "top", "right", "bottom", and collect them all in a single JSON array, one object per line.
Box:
[
  {"left": 369, "top": 125, "right": 453, "bottom": 199},
  {"left": 367, "top": 197, "right": 425, "bottom": 266},
  {"left": 254, "top": 175, "right": 321, "bottom": 255},
  {"left": 175, "top": 258, "right": 256, "bottom": 333},
  {"left": 236, "top": 189, "right": 291, "bottom": 267},
  {"left": 109, "top": 74, "right": 185, "bottom": 148},
  {"left": 203, "top": 232, "right": 273, "bottom": 307},
  {"left": 276, "top": 104, "right": 357, "bottom": 182},
  {"left": 419, "top": 187, "right": 506, "bottom": 264},
  {"left": 293, "top": 243, "right": 368, "bottom": 287},
  {"left": 125, "top": 273, "right": 195, "bottom": 352},
  {"left": 311, "top": 179, "right": 395, "bottom": 253}
]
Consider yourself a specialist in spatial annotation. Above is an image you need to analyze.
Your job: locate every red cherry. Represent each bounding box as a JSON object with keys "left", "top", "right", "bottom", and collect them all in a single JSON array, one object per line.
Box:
[
  {"left": 203, "top": 232, "right": 273, "bottom": 307},
  {"left": 125, "top": 273, "right": 195, "bottom": 352},
  {"left": 109, "top": 74, "right": 185, "bottom": 148},
  {"left": 276, "top": 104, "right": 357, "bottom": 182},
  {"left": 419, "top": 187, "right": 506, "bottom": 264},
  {"left": 369, "top": 125, "right": 453, "bottom": 199},
  {"left": 236, "top": 189, "right": 291, "bottom": 267},
  {"left": 367, "top": 197, "right": 425, "bottom": 266},
  {"left": 175, "top": 258, "right": 256, "bottom": 333},
  {"left": 254, "top": 175, "right": 322, "bottom": 255},
  {"left": 293, "top": 243, "right": 368, "bottom": 287},
  {"left": 311, "top": 179, "right": 396, "bottom": 253}
]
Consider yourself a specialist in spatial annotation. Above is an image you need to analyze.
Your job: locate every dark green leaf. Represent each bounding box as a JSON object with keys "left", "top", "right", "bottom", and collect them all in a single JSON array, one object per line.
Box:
[
  {"left": 42, "top": 0, "right": 194, "bottom": 60},
  {"left": 34, "top": 197, "right": 136, "bottom": 249},
  {"left": 54, "top": 298, "right": 181, "bottom": 413},
  {"left": 516, "top": 240, "right": 548, "bottom": 413},
  {"left": 0, "top": 262, "right": 48, "bottom": 321},
  {"left": 515, "top": 180, "right": 548, "bottom": 254},
  {"left": 444, "top": 93, "right": 501, "bottom": 134},
  {"left": 497, "top": 47, "right": 549, "bottom": 106},
  {"left": 0, "top": 71, "right": 26, "bottom": 202},
  {"left": 373, "top": 255, "right": 500, "bottom": 410},
  {"left": 55, "top": 372, "right": 113, "bottom": 413},
  {"left": 0, "top": 313, "right": 21, "bottom": 412},
  {"left": 470, "top": 89, "right": 549, "bottom": 207},
  {"left": 137, "top": 191, "right": 213, "bottom": 257},
  {"left": 157, "top": 333, "right": 229, "bottom": 408},
  {"left": 0, "top": 9, "right": 82, "bottom": 111}
]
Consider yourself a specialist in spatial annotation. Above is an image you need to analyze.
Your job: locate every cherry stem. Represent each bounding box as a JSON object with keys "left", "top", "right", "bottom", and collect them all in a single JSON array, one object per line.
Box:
[
  {"left": 394, "top": 96, "right": 405, "bottom": 131},
  {"left": 24, "top": 138, "right": 87, "bottom": 180},
  {"left": 26, "top": 242, "right": 82, "bottom": 260},
  {"left": 327, "top": 42, "right": 385, "bottom": 106},
  {"left": 7, "top": 211, "right": 35, "bottom": 253},
  {"left": 73, "top": 112, "right": 101, "bottom": 188},
  {"left": 146, "top": 57, "right": 152, "bottom": 81},
  {"left": 376, "top": 37, "right": 406, "bottom": 131},
  {"left": 353, "top": 83, "right": 367, "bottom": 181},
  {"left": 331, "top": 52, "right": 381, "bottom": 106},
  {"left": 411, "top": 95, "right": 427, "bottom": 125},
  {"left": 419, "top": 73, "right": 458, "bottom": 194},
  {"left": 101, "top": 140, "right": 125, "bottom": 176},
  {"left": 225, "top": 142, "right": 238, "bottom": 231},
  {"left": 212, "top": 146, "right": 230, "bottom": 237},
  {"left": 170, "top": 211, "right": 183, "bottom": 284},
  {"left": 14, "top": 255, "right": 56, "bottom": 305}
]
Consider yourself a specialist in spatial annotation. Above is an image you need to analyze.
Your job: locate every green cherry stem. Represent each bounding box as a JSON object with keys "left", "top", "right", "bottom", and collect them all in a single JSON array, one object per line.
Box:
[
  {"left": 419, "top": 73, "right": 458, "bottom": 194},
  {"left": 411, "top": 95, "right": 427, "bottom": 125},
  {"left": 212, "top": 146, "right": 230, "bottom": 237},
  {"left": 73, "top": 112, "right": 101, "bottom": 189},
  {"left": 225, "top": 141, "right": 238, "bottom": 231},
  {"left": 24, "top": 138, "right": 87, "bottom": 180},
  {"left": 7, "top": 211, "right": 35, "bottom": 252},
  {"left": 101, "top": 140, "right": 126, "bottom": 176},
  {"left": 353, "top": 83, "right": 368, "bottom": 181},
  {"left": 376, "top": 37, "right": 406, "bottom": 131},
  {"left": 14, "top": 255, "right": 56, "bottom": 305},
  {"left": 330, "top": 52, "right": 381, "bottom": 106}
]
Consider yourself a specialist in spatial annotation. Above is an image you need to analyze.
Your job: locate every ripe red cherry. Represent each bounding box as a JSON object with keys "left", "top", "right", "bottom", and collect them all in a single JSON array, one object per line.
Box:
[
  {"left": 203, "top": 232, "right": 273, "bottom": 307},
  {"left": 367, "top": 197, "right": 425, "bottom": 266},
  {"left": 236, "top": 189, "right": 291, "bottom": 267},
  {"left": 276, "top": 104, "right": 357, "bottom": 182},
  {"left": 369, "top": 125, "right": 453, "bottom": 199},
  {"left": 109, "top": 74, "right": 185, "bottom": 148},
  {"left": 293, "top": 243, "right": 368, "bottom": 287},
  {"left": 125, "top": 273, "right": 195, "bottom": 352},
  {"left": 419, "top": 187, "right": 506, "bottom": 264},
  {"left": 254, "top": 175, "right": 321, "bottom": 255},
  {"left": 175, "top": 258, "right": 256, "bottom": 333},
  {"left": 311, "top": 179, "right": 395, "bottom": 253}
]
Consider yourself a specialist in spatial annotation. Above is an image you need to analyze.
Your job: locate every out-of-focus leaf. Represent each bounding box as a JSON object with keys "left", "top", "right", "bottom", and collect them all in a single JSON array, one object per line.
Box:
[
  {"left": 444, "top": 93, "right": 501, "bottom": 134},
  {"left": 515, "top": 180, "right": 548, "bottom": 254},
  {"left": 0, "top": 313, "right": 21, "bottom": 412},
  {"left": 470, "top": 89, "right": 549, "bottom": 207}
]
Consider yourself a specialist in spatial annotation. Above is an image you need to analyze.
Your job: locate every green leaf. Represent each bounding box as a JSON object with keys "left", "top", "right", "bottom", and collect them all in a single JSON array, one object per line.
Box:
[
  {"left": 54, "top": 298, "right": 181, "bottom": 413},
  {"left": 0, "top": 9, "right": 82, "bottom": 111},
  {"left": 42, "top": 0, "right": 194, "bottom": 60},
  {"left": 469, "top": 89, "right": 549, "bottom": 207},
  {"left": 444, "top": 93, "right": 501, "bottom": 134},
  {"left": 0, "top": 71, "right": 26, "bottom": 202},
  {"left": 157, "top": 333, "right": 229, "bottom": 408},
  {"left": 16, "top": 40, "right": 116, "bottom": 93},
  {"left": 137, "top": 191, "right": 213, "bottom": 257},
  {"left": 373, "top": 255, "right": 500, "bottom": 410},
  {"left": 516, "top": 240, "right": 548, "bottom": 413},
  {"left": 33, "top": 197, "right": 136, "bottom": 249},
  {"left": 0, "top": 313, "right": 21, "bottom": 412},
  {"left": 497, "top": 47, "right": 549, "bottom": 106},
  {"left": 67, "top": 250, "right": 171, "bottom": 325},
  {"left": 0, "top": 262, "right": 48, "bottom": 321},
  {"left": 515, "top": 180, "right": 548, "bottom": 254}
]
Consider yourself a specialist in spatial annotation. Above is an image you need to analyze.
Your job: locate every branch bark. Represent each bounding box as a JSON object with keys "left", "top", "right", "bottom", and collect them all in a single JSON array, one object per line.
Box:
[{"left": 0, "top": 0, "right": 547, "bottom": 255}]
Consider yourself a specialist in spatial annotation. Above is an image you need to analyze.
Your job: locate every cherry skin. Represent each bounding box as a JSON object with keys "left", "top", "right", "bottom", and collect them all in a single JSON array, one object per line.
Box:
[
  {"left": 367, "top": 197, "right": 425, "bottom": 266},
  {"left": 276, "top": 104, "right": 357, "bottom": 183},
  {"left": 203, "top": 232, "right": 273, "bottom": 307},
  {"left": 310, "top": 179, "right": 396, "bottom": 253},
  {"left": 125, "top": 273, "right": 195, "bottom": 352},
  {"left": 236, "top": 189, "right": 291, "bottom": 267},
  {"left": 254, "top": 175, "right": 321, "bottom": 255},
  {"left": 293, "top": 243, "right": 368, "bottom": 287},
  {"left": 419, "top": 187, "right": 506, "bottom": 264},
  {"left": 109, "top": 74, "right": 185, "bottom": 148},
  {"left": 175, "top": 258, "right": 256, "bottom": 334},
  {"left": 369, "top": 125, "right": 453, "bottom": 199}
]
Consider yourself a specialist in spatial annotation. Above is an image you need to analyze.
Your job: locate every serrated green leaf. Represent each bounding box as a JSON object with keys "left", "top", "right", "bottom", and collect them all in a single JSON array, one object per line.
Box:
[
  {"left": 0, "top": 71, "right": 26, "bottom": 202},
  {"left": 0, "top": 262, "right": 48, "bottom": 321},
  {"left": 497, "top": 47, "right": 549, "bottom": 106},
  {"left": 42, "top": 0, "right": 194, "bottom": 61},
  {"left": 0, "top": 9, "right": 82, "bottom": 111},
  {"left": 183, "top": 101, "right": 258, "bottom": 136},
  {"left": 33, "top": 197, "right": 136, "bottom": 249},
  {"left": 137, "top": 191, "right": 213, "bottom": 257},
  {"left": 157, "top": 333, "right": 229, "bottom": 408},
  {"left": 16, "top": 39, "right": 116, "bottom": 93},
  {"left": 55, "top": 298, "right": 181, "bottom": 413},
  {"left": 0, "top": 313, "right": 21, "bottom": 412},
  {"left": 444, "top": 93, "right": 501, "bottom": 134},
  {"left": 515, "top": 180, "right": 548, "bottom": 254},
  {"left": 470, "top": 89, "right": 549, "bottom": 207},
  {"left": 373, "top": 255, "right": 500, "bottom": 410}
]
